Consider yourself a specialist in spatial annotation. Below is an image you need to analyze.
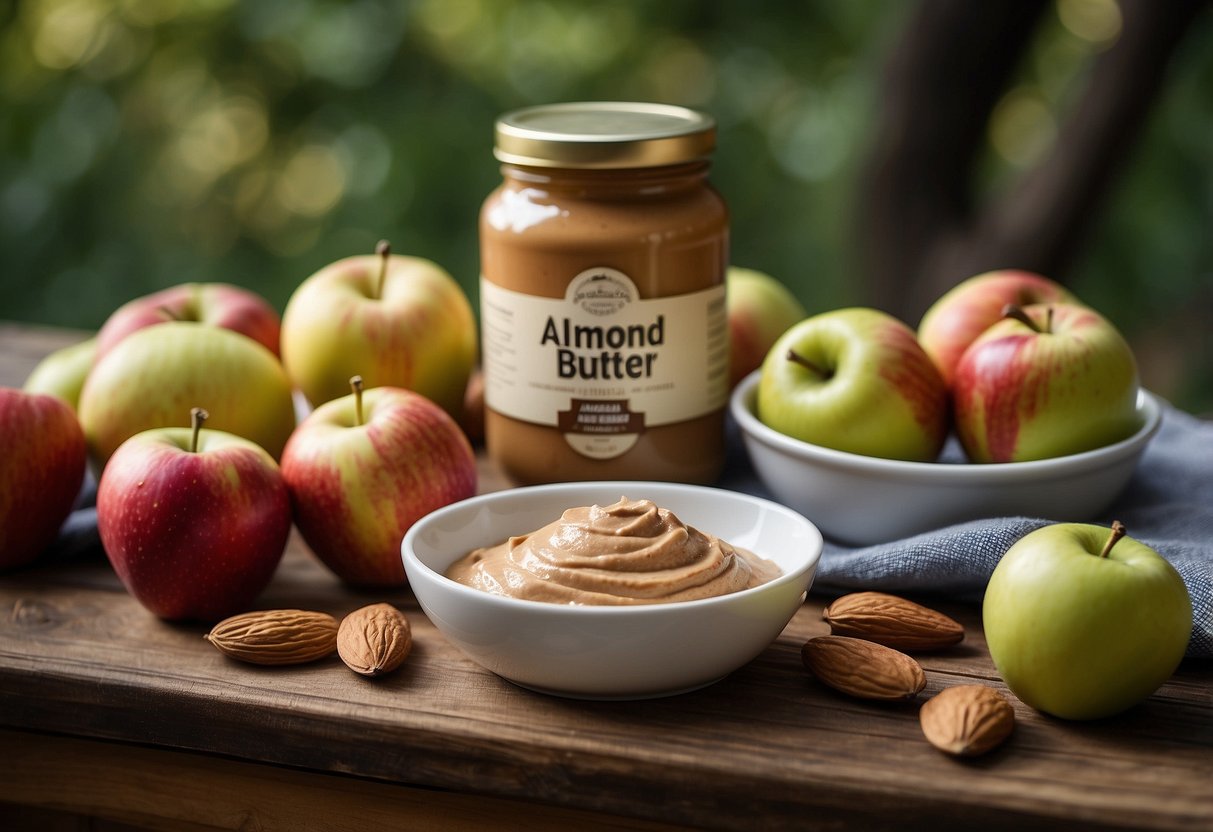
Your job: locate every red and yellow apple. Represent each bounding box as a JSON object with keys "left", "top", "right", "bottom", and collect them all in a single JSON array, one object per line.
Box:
[
  {"left": 79, "top": 322, "right": 296, "bottom": 467},
  {"left": 757, "top": 307, "right": 949, "bottom": 461},
  {"left": 281, "top": 242, "right": 477, "bottom": 416},
  {"left": 281, "top": 377, "right": 478, "bottom": 586},
  {"left": 0, "top": 387, "right": 87, "bottom": 569},
  {"left": 918, "top": 270, "right": 1078, "bottom": 387},
  {"left": 95, "top": 282, "right": 281, "bottom": 362},
  {"left": 727, "top": 266, "right": 807, "bottom": 388},
  {"left": 953, "top": 303, "right": 1140, "bottom": 463},
  {"left": 97, "top": 408, "right": 292, "bottom": 621}
]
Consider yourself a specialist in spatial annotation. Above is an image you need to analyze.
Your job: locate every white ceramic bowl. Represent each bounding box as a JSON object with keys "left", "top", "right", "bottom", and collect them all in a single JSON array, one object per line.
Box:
[
  {"left": 731, "top": 371, "right": 1162, "bottom": 546},
  {"left": 402, "top": 481, "right": 822, "bottom": 699}
]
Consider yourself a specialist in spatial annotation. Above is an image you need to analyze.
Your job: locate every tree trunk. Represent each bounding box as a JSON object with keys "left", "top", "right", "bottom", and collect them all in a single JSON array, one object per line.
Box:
[{"left": 858, "top": 0, "right": 1210, "bottom": 322}]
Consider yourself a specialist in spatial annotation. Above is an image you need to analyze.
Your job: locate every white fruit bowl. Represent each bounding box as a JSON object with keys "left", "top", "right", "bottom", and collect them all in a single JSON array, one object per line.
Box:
[
  {"left": 402, "top": 482, "right": 822, "bottom": 699},
  {"left": 731, "top": 371, "right": 1162, "bottom": 546}
]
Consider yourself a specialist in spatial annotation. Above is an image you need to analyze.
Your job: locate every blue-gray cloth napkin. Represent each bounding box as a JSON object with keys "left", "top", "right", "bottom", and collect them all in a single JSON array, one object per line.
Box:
[{"left": 727, "top": 401, "right": 1212, "bottom": 659}]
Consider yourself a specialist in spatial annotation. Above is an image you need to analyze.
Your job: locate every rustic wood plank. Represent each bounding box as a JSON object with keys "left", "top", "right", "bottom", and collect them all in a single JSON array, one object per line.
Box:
[
  {"left": 1, "top": 322, "right": 1211, "bottom": 831},
  {"left": 0, "top": 729, "right": 692, "bottom": 832},
  {"left": 2, "top": 548, "right": 1209, "bottom": 831}
]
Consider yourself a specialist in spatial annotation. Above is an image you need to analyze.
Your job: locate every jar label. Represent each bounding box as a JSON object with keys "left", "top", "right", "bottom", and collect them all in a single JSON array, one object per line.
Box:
[{"left": 481, "top": 269, "right": 728, "bottom": 460}]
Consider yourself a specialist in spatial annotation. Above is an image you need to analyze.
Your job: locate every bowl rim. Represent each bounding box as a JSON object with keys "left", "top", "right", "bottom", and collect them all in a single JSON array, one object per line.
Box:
[
  {"left": 729, "top": 370, "right": 1162, "bottom": 483},
  {"left": 401, "top": 480, "right": 824, "bottom": 615}
]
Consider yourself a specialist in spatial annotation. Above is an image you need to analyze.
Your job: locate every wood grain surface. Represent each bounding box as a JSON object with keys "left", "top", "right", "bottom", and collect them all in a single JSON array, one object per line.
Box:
[{"left": 1, "top": 321, "right": 1210, "bottom": 831}]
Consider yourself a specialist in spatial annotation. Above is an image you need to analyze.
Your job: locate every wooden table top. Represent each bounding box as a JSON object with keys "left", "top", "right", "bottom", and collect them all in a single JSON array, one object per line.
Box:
[{"left": 1, "top": 321, "right": 1210, "bottom": 832}]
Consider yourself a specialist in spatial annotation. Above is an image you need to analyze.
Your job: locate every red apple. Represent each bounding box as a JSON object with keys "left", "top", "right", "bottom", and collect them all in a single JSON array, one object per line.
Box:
[
  {"left": 95, "top": 282, "right": 281, "bottom": 362},
  {"left": 460, "top": 366, "right": 485, "bottom": 445},
  {"left": 280, "top": 241, "right": 477, "bottom": 416},
  {"left": 0, "top": 388, "right": 87, "bottom": 569},
  {"left": 953, "top": 303, "right": 1140, "bottom": 463},
  {"left": 918, "top": 270, "right": 1078, "bottom": 387},
  {"left": 281, "top": 377, "right": 477, "bottom": 586},
  {"left": 727, "top": 266, "right": 808, "bottom": 388},
  {"left": 96, "top": 408, "right": 292, "bottom": 621}
]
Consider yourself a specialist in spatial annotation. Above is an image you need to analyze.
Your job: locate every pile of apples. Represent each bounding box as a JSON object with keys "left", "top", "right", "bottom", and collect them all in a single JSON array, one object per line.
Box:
[
  {"left": 1, "top": 243, "right": 479, "bottom": 621},
  {"left": 756, "top": 269, "right": 1142, "bottom": 464},
  {"left": 751, "top": 268, "right": 1192, "bottom": 721},
  {"left": 1, "top": 258, "right": 801, "bottom": 620}
]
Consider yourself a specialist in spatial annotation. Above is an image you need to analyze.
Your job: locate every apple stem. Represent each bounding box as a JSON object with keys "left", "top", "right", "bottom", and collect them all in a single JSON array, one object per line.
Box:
[
  {"left": 157, "top": 305, "right": 181, "bottom": 322},
  {"left": 190, "top": 407, "right": 208, "bottom": 453},
  {"left": 1099, "top": 520, "right": 1127, "bottom": 558},
  {"left": 374, "top": 240, "right": 391, "bottom": 300},
  {"left": 350, "top": 375, "right": 365, "bottom": 426},
  {"left": 785, "top": 348, "right": 830, "bottom": 379},
  {"left": 1002, "top": 303, "right": 1052, "bottom": 334}
]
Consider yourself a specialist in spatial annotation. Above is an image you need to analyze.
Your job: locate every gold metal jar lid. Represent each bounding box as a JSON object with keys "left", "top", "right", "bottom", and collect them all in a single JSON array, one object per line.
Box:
[{"left": 493, "top": 101, "right": 716, "bottom": 169}]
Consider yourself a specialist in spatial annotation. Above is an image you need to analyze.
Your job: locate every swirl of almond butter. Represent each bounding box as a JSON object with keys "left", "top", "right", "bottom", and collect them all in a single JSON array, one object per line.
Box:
[{"left": 445, "top": 497, "right": 782, "bottom": 605}]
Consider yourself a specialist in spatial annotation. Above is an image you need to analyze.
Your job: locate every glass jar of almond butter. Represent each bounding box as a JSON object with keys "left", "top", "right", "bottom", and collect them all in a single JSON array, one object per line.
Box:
[{"left": 479, "top": 102, "right": 729, "bottom": 484}]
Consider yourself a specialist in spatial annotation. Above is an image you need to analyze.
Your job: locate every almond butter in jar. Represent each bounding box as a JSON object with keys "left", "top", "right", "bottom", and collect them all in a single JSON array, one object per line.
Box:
[{"left": 480, "top": 102, "right": 729, "bottom": 485}]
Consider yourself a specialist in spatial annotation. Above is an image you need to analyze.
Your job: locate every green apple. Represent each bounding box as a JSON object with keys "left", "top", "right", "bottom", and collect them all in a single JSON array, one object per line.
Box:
[
  {"left": 918, "top": 270, "right": 1079, "bottom": 387},
  {"left": 756, "top": 307, "right": 949, "bottom": 461},
  {"left": 79, "top": 322, "right": 296, "bottom": 467},
  {"left": 953, "top": 303, "right": 1139, "bottom": 463},
  {"left": 23, "top": 336, "right": 97, "bottom": 411},
  {"left": 727, "top": 266, "right": 807, "bottom": 388},
  {"left": 281, "top": 376, "right": 478, "bottom": 586},
  {"left": 281, "top": 241, "right": 477, "bottom": 416},
  {"left": 983, "top": 521, "right": 1192, "bottom": 720}
]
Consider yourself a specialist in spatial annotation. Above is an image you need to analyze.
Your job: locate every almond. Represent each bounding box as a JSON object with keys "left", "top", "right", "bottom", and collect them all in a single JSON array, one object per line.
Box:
[
  {"left": 801, "top": 635, "right": 926, "bottom": 701},
  {"left": 337, "top": 603, "right": 412, "bottom": 677},
  {"left": 920, "top": 684, "right": 1015, "bottom": 757},
  {"left": 205, "top": 609, "right": 338, "bottom": 666},
  {"left": 822, "top": 592, "right": 964, "bottom": 650}
]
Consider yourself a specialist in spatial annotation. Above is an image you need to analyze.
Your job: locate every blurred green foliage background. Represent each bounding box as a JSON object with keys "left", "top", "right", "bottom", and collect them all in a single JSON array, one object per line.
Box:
[{"left": 2, "top": 0, "right": 1210, "bottom": 412}]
